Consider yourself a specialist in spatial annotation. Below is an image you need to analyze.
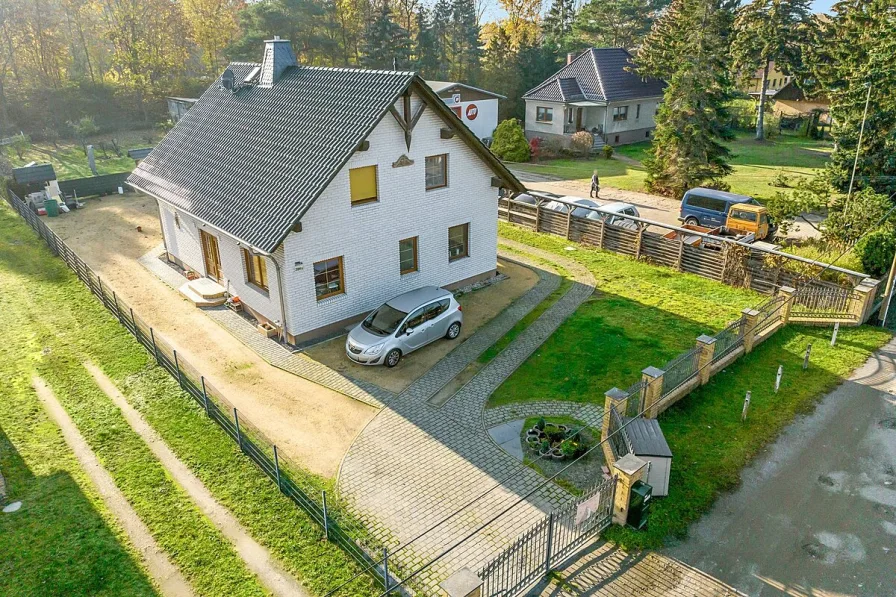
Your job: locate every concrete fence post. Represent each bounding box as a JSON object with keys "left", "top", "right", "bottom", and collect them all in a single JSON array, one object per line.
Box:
[
  {"left": 741, "top": 308, "right": 760, "bottom": 353},
  {"left": 641, "top": 366, "right": 665, "bottom": 419},
  {"left": 779, "top": 286, "right": 796, "bottom": 325},
  {"left": 440, "top": 568, "right": 483, "bottom": 597},
  {"left": 695, "top": 335, "right": 716, "bottom": 385},
  {"left": 612, "top": 454, "right": 648, "bottom": 526}
]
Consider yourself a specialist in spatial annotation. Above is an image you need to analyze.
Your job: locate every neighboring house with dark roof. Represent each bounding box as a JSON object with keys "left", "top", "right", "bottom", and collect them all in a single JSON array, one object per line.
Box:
[
  {"left": 522, "top": 48, "right": 666, "bottom": 147},
  {"left": 426, "top": 81, "right": 504, "bottom": 142},
  {"left": 129, "top": 37, "right": 524, "bottom": 344}
]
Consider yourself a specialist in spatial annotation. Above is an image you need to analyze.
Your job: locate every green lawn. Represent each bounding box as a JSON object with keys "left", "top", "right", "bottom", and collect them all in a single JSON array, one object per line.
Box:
[
  {"left": 0, "top": 201, "right": 377, "bottom": 595},
  {"left": 494, "top": 222, "right": 891, "bottom": 549},
  {"left": 0, "top": 338, "right": 159, "bottom": 596},
  {"left": 490, "top": 223, "right": 760, "bottom": 407},
  {"left": 606, "top": 324, "right": 890, "bottom": 549},
  {"left": 514, "top": 132, "right": 833, "bottom": 201},
  {"left": 6, "top": 130, "right": 158, "bottom": 179}
]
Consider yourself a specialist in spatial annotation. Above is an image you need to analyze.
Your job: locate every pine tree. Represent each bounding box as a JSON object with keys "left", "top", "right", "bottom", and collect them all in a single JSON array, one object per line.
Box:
[
  {"left": 807, "top": 0, "right": 896, "bottom": 195},
  {"left": 413, "top": 6, "right": 439, "bottom": 77},
  {"left": 573, "top": 0, "right": 668, "bottom": 49},
  {"left": 360, "top": 1, "right": 412, "bottom": 70},
  {"left": 543, "top": 0, "right": 576, "bottom": 51},
  {"left": 450, "top": 0, "right": 481, "bottom": 82},
  {"left": 431, "top": 0, "right": 453, "bottom": 78},
  {"left": 731, "top": 0, "right": 813, "bottom": 140},
  {"left": 636, "top": 0, "right": 737, "bottom": 198}
]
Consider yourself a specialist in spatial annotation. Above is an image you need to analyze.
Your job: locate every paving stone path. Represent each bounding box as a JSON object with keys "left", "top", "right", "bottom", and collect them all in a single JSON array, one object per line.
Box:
[
  {"left": 337, "top": 239, "right": 599, "bottom": 593},
  {"left": 483, "top": 401, "right": 604, "bottom": 430}
]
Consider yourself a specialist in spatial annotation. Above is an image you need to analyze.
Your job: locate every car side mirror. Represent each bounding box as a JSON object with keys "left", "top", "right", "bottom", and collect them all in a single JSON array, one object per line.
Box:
[{"left": 406, "top": 328, "right": 413, "bottom": 336}]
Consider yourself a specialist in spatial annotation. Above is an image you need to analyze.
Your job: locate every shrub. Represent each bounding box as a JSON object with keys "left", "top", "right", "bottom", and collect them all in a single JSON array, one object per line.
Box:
[
  {"left": 771, "top": 169, "right": 791, "bottom": 188},
  {"left": 855, "top": 229, "right": 896, "bottom": 278},
  {"left": 490, "top": 119, "right": 530, "bottom": 162},
  {"left": 540, "top": 137, "right": 563, "bottom": 159},
  {"left": 570, "top": 131, "right": 594, "bottom": 156},
  {"left": 602, "top": 144, "right": 614, "bottom": 160},
  {"left": 529, "top": 137, "right": 541, "bottom": 161}
]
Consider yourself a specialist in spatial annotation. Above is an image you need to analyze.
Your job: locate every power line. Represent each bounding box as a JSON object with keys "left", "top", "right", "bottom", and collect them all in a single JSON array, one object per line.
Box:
[{"left": 370, "top": 202, "right": 896, "bottom": 597}]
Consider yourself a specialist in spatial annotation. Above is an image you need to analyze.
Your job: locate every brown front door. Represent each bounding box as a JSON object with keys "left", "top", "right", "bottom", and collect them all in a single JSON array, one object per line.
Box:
[
  {"left": 200, "top": 230, "right": 222, "bottom": 281},
  {"left": 575, "top": 108, "right": 583, "bottom": 130}
]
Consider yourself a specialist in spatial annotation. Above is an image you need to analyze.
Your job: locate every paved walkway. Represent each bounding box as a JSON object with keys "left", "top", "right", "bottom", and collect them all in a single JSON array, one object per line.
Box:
[
  {"left": 33, "top": 376, "right": 195, "bottom": 597},
  {"left": 484, "top": 401, "right": 604, "bottom": 430},
  {"left": 337, "top": 240, "right": 598, "bottom": 592},
  {"left": 84, "top": 363, "right": 309, "bottom": 597},
  {"left": 667, "top": 338, "right": 896, "bottom": 597},
  {"left": 532, "top": 542, "right": 744, "bottom": 596}
]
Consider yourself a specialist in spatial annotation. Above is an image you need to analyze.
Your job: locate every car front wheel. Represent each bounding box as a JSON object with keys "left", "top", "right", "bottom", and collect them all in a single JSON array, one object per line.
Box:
[
  {"left": 446, "top": 322, "right": 461, "bottom": 339},
  {"left": 384, "top": 348, "right": 401, "bottom": 368}
]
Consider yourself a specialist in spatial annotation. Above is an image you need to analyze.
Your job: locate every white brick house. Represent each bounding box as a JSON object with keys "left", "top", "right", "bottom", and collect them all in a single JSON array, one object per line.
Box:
[{"left": 129, "top": 38, "right": 524, "bottom": 344}]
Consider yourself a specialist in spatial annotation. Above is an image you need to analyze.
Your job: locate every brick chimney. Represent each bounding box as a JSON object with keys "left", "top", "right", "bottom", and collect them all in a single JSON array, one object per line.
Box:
[
  {"left": 259, "top": 36, "right": 297, "bottom": 88},
  {"left": 567, "top": 52, "right": 576, "bottom": 65}
]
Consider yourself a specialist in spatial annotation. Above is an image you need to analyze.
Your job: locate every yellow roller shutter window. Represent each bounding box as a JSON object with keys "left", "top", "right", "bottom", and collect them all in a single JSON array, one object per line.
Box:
[{"left": 349, "top": 165, "right": 378, "bottom": 204}]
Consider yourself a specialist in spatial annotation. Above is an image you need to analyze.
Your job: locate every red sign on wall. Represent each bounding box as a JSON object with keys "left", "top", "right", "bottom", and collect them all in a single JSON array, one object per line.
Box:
[{"left": 465, "top": 104, "right": 479, "bottom": 120}]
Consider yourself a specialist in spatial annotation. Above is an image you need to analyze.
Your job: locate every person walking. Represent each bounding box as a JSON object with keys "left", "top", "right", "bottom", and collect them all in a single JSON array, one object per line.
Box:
[{"left": 590, "top": 170, "right": 600, "bottom": 198}]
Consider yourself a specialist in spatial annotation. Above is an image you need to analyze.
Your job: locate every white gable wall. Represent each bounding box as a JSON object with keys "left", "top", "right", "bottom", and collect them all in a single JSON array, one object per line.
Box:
[{"left": 281, "top": 91, "right": 499, "bottom": 339}]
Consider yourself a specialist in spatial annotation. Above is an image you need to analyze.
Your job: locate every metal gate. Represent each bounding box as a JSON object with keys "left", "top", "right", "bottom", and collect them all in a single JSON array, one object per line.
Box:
[{"left": 478, "top": 475, "right": 616, "bottom": 597}]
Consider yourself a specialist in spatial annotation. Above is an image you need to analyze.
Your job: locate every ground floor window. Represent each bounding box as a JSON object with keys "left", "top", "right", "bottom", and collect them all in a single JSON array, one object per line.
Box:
[
  {"left": 399, "top": 236, "right": 418, "bottom": 274},
  {"left": 448, "top": 223, "right": 469, "bottom": 261},
  {"left": 314, "top": 256, "right": 345, "bottom": 300},
  {"left": 242, "top": 249, "right": 269, "bottom": 290}
]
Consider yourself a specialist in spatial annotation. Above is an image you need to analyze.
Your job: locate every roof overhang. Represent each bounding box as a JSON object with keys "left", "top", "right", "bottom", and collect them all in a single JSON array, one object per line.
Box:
[{"left": 568, "top": 101, "right": 605, "bottom": 107}]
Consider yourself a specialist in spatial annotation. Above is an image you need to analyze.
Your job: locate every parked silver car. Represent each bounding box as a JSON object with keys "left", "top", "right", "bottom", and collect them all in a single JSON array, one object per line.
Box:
[{"left": 346, "top": 286, "right": 463, "bottom": 367}]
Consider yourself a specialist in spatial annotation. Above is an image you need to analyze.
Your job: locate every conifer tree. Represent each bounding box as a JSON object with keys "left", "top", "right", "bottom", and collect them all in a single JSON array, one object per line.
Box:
[
  {"left": 543, "top": 0, "right": 576, "bottom": 51},
  {"left": 360, "top": 1, "right": 412, "bottom": 70},
  {"left": 413, "top": 6, "right": 439, "bottom": 77},
  {"left": 635, "top": 0, "right": 737, "bottom": 198},
  {"left": 807, "top": 0, "right": 896, "bottom": 195},
  {"left": 731, "top": 0, "right": 813, "bottom": 140}
]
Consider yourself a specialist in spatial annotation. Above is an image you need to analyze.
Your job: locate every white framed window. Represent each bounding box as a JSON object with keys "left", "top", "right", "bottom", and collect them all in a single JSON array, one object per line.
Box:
[{"left": 612, "top": 106, "right": 628, "bottom": 121}]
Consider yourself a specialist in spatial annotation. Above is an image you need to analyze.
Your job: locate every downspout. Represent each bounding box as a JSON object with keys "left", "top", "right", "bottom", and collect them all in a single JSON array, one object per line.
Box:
[{"left": 261, "top": 248, "right": 289, "bottom": 344}]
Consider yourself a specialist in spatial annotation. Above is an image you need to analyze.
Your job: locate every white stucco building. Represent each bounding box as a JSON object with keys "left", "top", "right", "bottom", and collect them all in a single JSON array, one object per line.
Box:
[
  {"left": 523, "top": 48, "right": 666, "bottom": 148},
  {"left": 426, "top": 81, "right": 504, "bottom": 142},
  {"left": 129, "top": 38, "right": 524, "bottom": 344}
]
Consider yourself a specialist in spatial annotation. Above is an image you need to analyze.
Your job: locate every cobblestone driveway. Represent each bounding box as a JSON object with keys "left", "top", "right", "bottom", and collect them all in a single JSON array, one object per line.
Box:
[{"left": 337, "top": 240, "right": 597, "bottom": 592}]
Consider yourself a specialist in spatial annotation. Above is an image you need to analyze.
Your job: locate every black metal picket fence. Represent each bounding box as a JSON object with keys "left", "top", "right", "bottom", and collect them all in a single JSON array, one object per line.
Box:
[{"left": 3, "top": 188, "right": 386, "bottom": 588}]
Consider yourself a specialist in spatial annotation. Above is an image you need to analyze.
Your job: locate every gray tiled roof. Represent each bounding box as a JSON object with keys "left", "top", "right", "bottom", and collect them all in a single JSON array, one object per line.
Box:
[
  {"left": 129, "top": 64, "right": 521, "bottom": 253},
  {"left": 524, "top": 48, "right": 666, "bottom": 104}
]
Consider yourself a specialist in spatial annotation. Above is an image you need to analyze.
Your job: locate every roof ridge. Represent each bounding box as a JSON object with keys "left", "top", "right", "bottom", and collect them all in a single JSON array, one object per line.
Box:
[{"left": 589, "top": 49, "right": 606, "bottom": 102}]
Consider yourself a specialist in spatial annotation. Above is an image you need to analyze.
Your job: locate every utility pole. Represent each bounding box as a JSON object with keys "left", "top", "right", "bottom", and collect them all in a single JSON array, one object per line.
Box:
[{"left": 846, "top": 81, "right": 873, "bottom": 208}]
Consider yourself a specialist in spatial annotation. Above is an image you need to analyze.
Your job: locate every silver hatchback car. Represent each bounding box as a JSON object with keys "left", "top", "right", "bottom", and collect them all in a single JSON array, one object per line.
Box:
[{"left": 346, "top": 286, "right": 463, "bottom": 367}]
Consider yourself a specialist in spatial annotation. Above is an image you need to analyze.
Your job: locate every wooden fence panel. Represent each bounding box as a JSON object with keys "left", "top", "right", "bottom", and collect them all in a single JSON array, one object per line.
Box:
[
  {"left": 537, "top": 209, "right": 567, "bottom": 237},
  {"left": 681, "top": 244, "right": 724, "bottom": 281},
  {"left": 640, "top": 231, "right": 681, "bottom": 269},
  {"left": 601, "top": 225, "right": 638, "bottom": 257}
]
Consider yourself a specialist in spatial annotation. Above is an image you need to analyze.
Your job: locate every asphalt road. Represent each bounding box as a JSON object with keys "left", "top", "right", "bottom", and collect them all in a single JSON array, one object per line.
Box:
[{"left": 666, "top": 339, "right": 896, "bottom": 597}]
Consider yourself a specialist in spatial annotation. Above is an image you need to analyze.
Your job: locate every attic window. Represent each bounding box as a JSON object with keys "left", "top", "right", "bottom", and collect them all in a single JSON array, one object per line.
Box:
[{"left": 349, "top": 165, "right": 378, "bottom": 205}]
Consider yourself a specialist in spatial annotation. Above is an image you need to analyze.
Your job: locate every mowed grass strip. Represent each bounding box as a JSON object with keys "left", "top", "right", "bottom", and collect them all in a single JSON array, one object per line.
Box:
[
  {"left": 605, "top": 324, "right": 890, "bottom": 549},
  {"left": 35, "top": 359, "right": 268, "bottom": 597},
  {"left": 0, "top": 343, "right": 159, "bottom": 595},
  {"left": 490, "top": 222, "right": 759, "bottom": 407},
  {"left": 0, "top": 204, "right": 377, "bottom": 595}
]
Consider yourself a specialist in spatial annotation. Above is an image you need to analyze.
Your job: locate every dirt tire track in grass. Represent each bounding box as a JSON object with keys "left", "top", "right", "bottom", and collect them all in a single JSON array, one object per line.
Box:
[
  {"left": 32, "top": 376, "right": 194, "bottom": 597},
  {"left": 83, "top": 362, "right": 309, "bottom": 597}
]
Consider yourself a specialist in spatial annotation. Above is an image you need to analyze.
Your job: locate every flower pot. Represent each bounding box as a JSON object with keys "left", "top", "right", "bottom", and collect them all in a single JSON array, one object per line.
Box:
[
  {"left": 257, "top": 322, "right": 278, "bottom": 338},
  {"left": 551, "top": 448, "right": 565, "bottom": 460},
  {"left": 525, "top": 435, "right": 540, "bottom": 446}
]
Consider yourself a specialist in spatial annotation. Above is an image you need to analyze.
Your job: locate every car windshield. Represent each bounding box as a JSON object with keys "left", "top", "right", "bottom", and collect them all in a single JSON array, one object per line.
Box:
[{"left": 362, "top": 303, "right": 408, "bottom": 336}]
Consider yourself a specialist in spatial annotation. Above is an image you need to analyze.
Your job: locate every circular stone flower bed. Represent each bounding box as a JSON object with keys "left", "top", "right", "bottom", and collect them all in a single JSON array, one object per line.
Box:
[{"left": 524, "top": 417, "right": 590, "bottom": 461}]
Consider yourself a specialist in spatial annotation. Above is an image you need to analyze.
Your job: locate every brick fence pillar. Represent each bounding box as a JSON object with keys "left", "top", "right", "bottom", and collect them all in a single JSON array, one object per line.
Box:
[
  {"left": 779, "top": 286, "right": 796, "bottom": 325},
  {"left": 612, "top": 453, "right": 648, "bottom": 526},
  {"left": 641, "top": 366, "right": 665, "bottom": 419},
  {"left": 696, "top": 335, "right": 716, "bottom": 385},
  {"left": 851, "top": 279, "right": 880, "bottom": 324},
  {"left": 741, "top": 308, "right": 760, "bottom": 353}
]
